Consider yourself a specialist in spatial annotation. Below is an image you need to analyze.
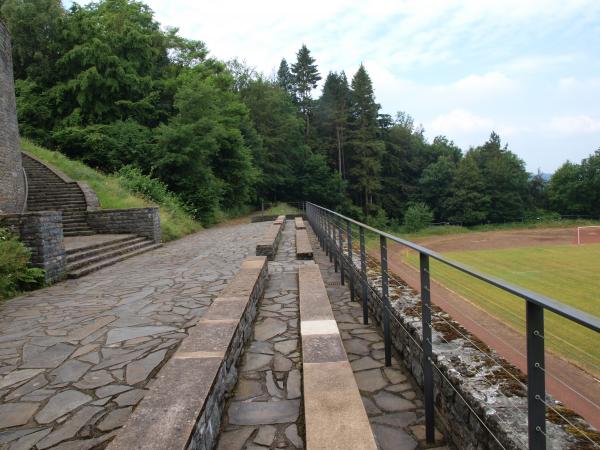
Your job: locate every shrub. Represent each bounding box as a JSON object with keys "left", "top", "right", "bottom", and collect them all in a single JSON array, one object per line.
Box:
[
  {"left": 0, "top": 228, "right": 45, "bottom": 300},
  {"left": 116, "top": 165, "right": 195, "bottom": 216},
  {"left": 403, "top": 202, "right": 433, "bottom": 232}
]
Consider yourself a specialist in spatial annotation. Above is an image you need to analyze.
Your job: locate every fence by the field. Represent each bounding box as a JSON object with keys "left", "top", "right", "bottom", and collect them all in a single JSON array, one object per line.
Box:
[{"left": 305, "top": 201, "right": 600, "bottom": 450}]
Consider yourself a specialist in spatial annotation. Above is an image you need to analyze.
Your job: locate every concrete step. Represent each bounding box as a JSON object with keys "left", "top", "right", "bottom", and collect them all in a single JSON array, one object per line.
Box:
[
  {"left": 67, "top": 243, "right": 162, "bottom": 278},
  {"left": 66, "top": 239, "right": 156, "bottom": 271}
]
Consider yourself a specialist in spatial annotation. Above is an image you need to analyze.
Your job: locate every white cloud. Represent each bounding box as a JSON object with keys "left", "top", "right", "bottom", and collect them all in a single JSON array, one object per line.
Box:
[
  {"left": 428, "top": 109, "right": 493, "bottom": 134},
  {"left": 547, "top": 115, "right": 600, "bottom": 133}
]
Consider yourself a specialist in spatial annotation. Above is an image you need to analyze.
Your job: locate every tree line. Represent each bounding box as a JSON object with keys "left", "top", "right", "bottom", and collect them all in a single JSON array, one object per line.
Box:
[{"left": 1, "top": 0, "right": 598, "bottom": 227}]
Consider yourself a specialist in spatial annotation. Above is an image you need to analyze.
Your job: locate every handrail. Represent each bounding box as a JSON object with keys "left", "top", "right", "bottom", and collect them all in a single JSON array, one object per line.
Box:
[
  {"left": 21, "top": 166, "right": 28, "bottom": 213},
  {"left": 306, "top": 201, "right": 600, "bottom": 450},
  {"left": 306, "top": 202, "right": 600, "bottom": 333}
]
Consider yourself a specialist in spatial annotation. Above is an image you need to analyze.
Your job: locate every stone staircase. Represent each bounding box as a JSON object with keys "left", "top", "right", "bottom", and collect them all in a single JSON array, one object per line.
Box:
[
  {"left": 22, "top": 153, "right": 162, "bottom": 278},
  {"left": 22, "top": 153, "right": 95, "bottom": 237},
  {"left": 65, "top": 234, "right": 161, "bottom": 278}
]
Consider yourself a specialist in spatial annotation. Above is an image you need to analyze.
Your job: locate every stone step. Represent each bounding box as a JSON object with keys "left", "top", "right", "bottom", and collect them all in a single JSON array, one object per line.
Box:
[
  {"left": 27, "top": 197, "right": 84, "bottom": 202},
  {"left": 66, "top": 239, "right": 156, "bottom": 271},
  {"left": 298, "top": 263, "right": 378, "bottom": 450},
  {"left": 66, "top": 236, "right": 146, "bottom": 260},
  {"left": 64, "top": 230, "right": 96, "bottom": 237},
  {"left": 27, "top": 201, "right": 86, "bottom": 206},
  {"left": 27, "top": 205, "right": 87, "bottom": 212},
  {"left": 64, "top": 226, "right": 90, "bottom": 232},
  {"left": 67, "top": 243, "right": 162, "bottom": 278},
  {"left": 65, "top": 235, "right": 140, "bottom": 256}
]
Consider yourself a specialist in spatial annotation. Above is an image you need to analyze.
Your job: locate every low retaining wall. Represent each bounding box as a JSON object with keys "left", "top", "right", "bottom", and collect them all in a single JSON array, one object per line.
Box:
[
  {"left": 108, "top": 256, "right": 268, "bottom": 450},
  {"left": 0, "top": 211, "right": 66, "bottom": 282},
  {"left": 251, "top": 213, "right": 306, "bottom": 223},
  {"left": 309, "top": 225, "right": 582, "bottom": 450},
  {"left": 87, "top": 207, "right": 161, "bottom": 243},
  {"left": 255, "top": 218, "right": 284, "bottom": 260}
]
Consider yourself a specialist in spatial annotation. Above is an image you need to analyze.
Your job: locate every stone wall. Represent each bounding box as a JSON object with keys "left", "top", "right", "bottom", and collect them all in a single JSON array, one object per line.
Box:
[
  {"left": 0, "top": 211, "right": 66, "bottom": 282},
  {"left": 187, "top": 260, "right": 269, "bottom": 450},
  {"left": 108, "top": 257, "right": 268, "bottom": 450},
  {"left": 87, "top": 207, "right": 161, "bottom": 243},
  {"left": 0, "top": 21, "right": 25, "bottom": 214}
]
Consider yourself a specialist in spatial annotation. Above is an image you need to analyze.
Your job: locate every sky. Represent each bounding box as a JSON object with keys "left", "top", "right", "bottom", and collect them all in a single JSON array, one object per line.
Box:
[{"left": 64, "top": 0, "right": 600, "bottom": 173}]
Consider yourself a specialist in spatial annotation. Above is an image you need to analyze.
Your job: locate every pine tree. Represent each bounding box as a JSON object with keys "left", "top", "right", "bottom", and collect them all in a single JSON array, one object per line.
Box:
[
  {"left": 291, "top": 44, "right": 321, "bottom": 139},
  {"left": 315, "top": 71, "right": 351, "bottom": 178},
  {"left": 347, "top": 64, "right": 384, "bottom": 215},
  {"left": 276, "top": 58, "right": 295, "bottom": 98}
]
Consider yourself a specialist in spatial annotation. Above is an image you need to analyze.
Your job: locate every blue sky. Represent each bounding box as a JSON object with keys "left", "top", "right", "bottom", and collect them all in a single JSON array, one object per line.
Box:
[{"left": 64, "top": 0, "right": 600, "bottom": 173}]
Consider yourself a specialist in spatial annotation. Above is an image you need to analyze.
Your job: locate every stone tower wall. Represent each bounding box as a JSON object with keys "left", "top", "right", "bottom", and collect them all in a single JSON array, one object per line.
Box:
[{"left": 0, "top": 20, "right": 25, "bottom": 214}]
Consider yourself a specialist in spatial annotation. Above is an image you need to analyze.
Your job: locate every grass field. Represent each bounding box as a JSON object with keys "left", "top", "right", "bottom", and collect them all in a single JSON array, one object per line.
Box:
[{"left": 401, "top": 243, "right": 600, "bottom": 376}]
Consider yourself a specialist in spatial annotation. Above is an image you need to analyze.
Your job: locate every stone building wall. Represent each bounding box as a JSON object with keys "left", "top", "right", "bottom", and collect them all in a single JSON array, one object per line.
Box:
[{"left": 0, "top": 20, "right": 25, "bottom": 214}]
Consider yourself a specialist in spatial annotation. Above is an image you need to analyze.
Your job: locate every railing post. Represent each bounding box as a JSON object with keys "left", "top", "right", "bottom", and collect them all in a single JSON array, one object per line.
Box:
[
  {"left": 347, "top": 220, "right": 355, "bottom": 301},
  {"left": 527, "top": 301, "right": 546, "bottom": 450},
  {"left": 420, "top": 253, "right": 435, "bottom": 445},
  {"left": 380, "top": 235, "right": 391, "bottom": 367},
  {"left": 338, "top": 222, "right": 344, "bottom": 285},
  {"left": 360, "top": 227, "right": 368, "bottom": 325}
]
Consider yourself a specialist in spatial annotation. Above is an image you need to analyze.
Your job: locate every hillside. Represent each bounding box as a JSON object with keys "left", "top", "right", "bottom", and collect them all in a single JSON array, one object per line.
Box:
[{"left": 22, "top": 140, "right": 202, "bottom": 241}]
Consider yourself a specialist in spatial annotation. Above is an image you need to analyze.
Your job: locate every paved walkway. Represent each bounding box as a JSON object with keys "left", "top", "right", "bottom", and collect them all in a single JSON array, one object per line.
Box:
[
  {"left": 217, "top": 222, "right": 310, "bottom": 450},
  {"left": 309, "top": 230, "right": 448, "bottom": 450},
  {"left": 0, "top": 222, "right": 266, "bottom": 449}
]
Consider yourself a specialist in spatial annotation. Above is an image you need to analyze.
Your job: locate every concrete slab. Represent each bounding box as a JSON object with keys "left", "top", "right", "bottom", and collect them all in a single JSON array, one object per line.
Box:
[
  {"left": 299, "top": 265, "right": 335, "bottom": 321},
  {"left": 304, "top": 361, "right": 377, "bottom": 450},
  {"left": 107, "top": 357, "right": 222, "bottom": 449},
  {"left": 295, "top": 228, "right": 313, "bottom": 259},
  {"left": 294, "top": 217, "right": 306, "bottom": 229}
]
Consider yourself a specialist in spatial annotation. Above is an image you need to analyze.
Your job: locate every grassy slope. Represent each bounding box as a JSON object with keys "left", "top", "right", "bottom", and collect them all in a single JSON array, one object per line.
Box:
[
  {"left": 22, "top": 140, "right": 202, "bottom": 241},
  {"left": 403, "top": 244, "right": 600, "bottom": 375}
]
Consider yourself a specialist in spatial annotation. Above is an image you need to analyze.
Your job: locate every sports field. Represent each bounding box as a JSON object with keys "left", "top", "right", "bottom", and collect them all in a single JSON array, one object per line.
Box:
[{"left": 398, "top": 231, "right": 600, "bottom": 376}]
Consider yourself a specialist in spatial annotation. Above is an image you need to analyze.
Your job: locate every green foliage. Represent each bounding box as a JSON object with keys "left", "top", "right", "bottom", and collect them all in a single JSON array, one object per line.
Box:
[
  {"left": 403, "top": 202, "right": 433, "bottom": 232},
  {"left": 548, "top": 150, "right": 600, "bottom": 217},
  {"left": 347, "top": 65, "right": 384, "bottom": 214},
  {"left": 291, "top": 44, "right": 321, "bottom": 137},
  {"left": 4, "top": 0, "right": 595, "bottom": 230},
  {"left": 276, "top": 58, "right": 295, "bottom": 98},
  {"left": 315, "top": 71, "right": 350, "bottom": 176},
  {"left": 0, "top": 228, "right": 45, "bottom": 300},
  {"left": 153, "top": 65, "right": 257, "bottom": 224},
  {"left": 23, "top": 140, "right": 202, "bottom": 241}
]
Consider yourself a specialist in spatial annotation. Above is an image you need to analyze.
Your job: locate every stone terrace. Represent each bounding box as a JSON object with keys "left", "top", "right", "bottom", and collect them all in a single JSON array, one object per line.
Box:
[{"left": 0, "top": 221, "right": 266, "bottom": 449}]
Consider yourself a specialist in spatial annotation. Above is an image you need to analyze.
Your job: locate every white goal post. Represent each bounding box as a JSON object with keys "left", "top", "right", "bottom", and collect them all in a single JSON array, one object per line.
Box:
[{"left": 576, "top": 226, "right": 600, "bottom": 245}]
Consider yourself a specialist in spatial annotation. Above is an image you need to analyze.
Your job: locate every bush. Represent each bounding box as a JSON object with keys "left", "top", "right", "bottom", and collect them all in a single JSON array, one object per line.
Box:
[
  {"left": 403, "top": 202, "right": 433, "bottom": 232},
  {"left": 0, "top": 228, "right": 45, "bottom": 300}
]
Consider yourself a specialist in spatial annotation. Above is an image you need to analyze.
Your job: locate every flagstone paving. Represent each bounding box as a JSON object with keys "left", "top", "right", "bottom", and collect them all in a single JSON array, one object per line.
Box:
[
  {"left": 0, "top": 221, "right": 266, "bottom": 449},
  {"left": 217, "top": 222, "right": 311, "bottom": 450},
  {"left": 308, "top": 229, "right": 448, "bottom": 450}
]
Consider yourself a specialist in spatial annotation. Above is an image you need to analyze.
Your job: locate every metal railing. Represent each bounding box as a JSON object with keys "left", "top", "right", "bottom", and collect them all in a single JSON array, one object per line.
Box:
[{"left": 305, "top": 202, "right": 600, "bottom": 450}]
